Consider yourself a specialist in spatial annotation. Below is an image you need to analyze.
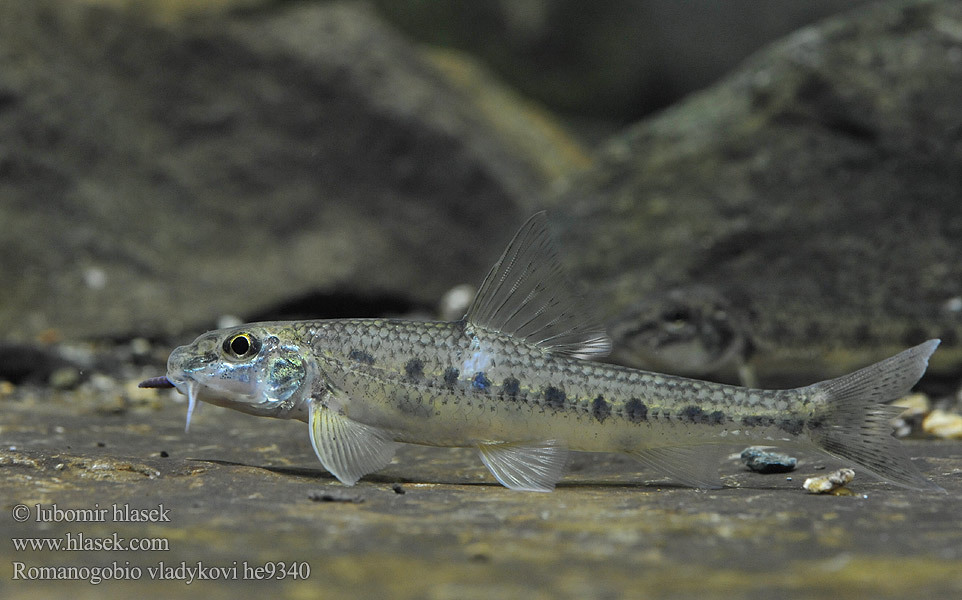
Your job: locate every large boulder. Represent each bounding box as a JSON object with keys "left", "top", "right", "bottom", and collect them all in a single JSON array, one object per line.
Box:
[
  {"left": 370, "top": 0, "right": 872, "bottom": 121},
  {"left": 0, "top": 0, "right": 584, "bottom": 342},
  {"left": 550, "top": 0, "right": 962, "bottom": 386}
]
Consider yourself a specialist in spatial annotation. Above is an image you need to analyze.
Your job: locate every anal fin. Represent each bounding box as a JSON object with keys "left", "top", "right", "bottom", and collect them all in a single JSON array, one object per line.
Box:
[
  {"left": 477, "top": 440, "right": 568, "bottom": 492},
  {"left": 309, "top": 401, "right": 398, "bottom": 486},
  {"left": 630, "top": 445, "right": 731, "bottom": 489}
]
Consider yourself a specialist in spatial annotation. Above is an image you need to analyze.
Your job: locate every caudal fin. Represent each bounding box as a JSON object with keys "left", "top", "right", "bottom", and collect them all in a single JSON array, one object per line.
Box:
[{"left": 806, "top": 339, "right": 944, "bottom": 491}]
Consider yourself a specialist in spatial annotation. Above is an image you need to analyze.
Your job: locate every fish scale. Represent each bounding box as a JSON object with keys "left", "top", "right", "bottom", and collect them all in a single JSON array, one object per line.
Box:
[
  {"left": 145, "top": 213, "right": 944, "bottom": 492},
  {"left": 310, "top": 318, "right": 772, "bottom": 442}
]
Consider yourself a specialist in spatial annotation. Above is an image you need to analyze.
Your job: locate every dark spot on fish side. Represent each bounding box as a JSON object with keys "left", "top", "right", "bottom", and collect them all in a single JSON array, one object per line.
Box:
[
  {"left": 777, "top": 419, "right": 805, "bottom": 436},
  {"left": 544, "top": 386, "right": 566, "bottom": 409},
  {"left": 680, "top": 405, "right": 704, "bottom": 423},
  {"left": 443, "top": 367, "right": 459, "bottom": 386},
  {"left": 708, "top": 410, "right": 726, "bottom": 424},
  {"left": 405, "top": 357, "right": 424, "bottom": 380},
  {"left": 472, "top": 372, "right": 491, "bottom": 391},
  {"left": 592, "top": 395, "right": 611, "bottom": 422},
  {"left": 501, "top": 377, "right": 521, "bottom": 400},
  {"left": 741, "top": 415, "right": 774, "bottom": 427},
  {"left": 348, "top": 349, "right": 376, "bottom": 365},
  {"left": 625, "top": 398, "right": 648, "bottom": 423}
]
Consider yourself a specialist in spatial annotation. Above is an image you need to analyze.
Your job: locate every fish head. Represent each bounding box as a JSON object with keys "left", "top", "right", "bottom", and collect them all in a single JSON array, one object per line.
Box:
[{"left": 166, "top": 324, "right": 314, "bottom": 425}]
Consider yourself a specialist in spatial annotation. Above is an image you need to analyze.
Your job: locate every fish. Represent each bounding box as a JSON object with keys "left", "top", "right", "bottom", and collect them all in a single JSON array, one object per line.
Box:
[{"left": 142, "top": 213, "right": 944, "bottom": 492}]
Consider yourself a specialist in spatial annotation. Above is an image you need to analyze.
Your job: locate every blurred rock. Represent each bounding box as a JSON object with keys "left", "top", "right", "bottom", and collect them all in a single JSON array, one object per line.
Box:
[
  {"left": 371, "top": 0, "right": 872, "bottom": 122},
  {"left": 550, "top": 0, "right": 962, "bottom": 386},
  {"left": 0, "top": 342, "right": 73, "bottom": 385},
  {"left": 0, "top": 0, "right": 586, "bottom": 342},
  {"left": 922, "top": 409, "right": 962, "bottom": 440}
]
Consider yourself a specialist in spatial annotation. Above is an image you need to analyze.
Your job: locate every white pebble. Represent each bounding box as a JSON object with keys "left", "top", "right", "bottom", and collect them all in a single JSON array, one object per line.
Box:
[
  {"left": 439, "top": 284, "right": 475, "bottom": 321},
  {"left": 217, "top": 315, "right": 243, "bottom": 329},
  {"left": 803, "top": 468, "right": 855, "bottom": 493},
  {"left": 84, "top": 267, "right": 107, "bottom": 290},
  {"left": 922, "top": 409, "right": 962, "bottom": 439}
]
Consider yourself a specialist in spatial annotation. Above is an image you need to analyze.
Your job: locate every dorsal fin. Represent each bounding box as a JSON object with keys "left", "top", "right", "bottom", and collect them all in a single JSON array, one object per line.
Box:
[{"left": 464, "top": 212, "right": 611, "bottom": 359}]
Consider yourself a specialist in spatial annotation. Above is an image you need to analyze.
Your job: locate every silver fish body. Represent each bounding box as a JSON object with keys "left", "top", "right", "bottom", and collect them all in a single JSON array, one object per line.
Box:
[
  {"left": 245, "top": 319, "right": 804, "bottom": 449},
  {"left": 157, "top": 214, "right": 943, "bottom": 492}
]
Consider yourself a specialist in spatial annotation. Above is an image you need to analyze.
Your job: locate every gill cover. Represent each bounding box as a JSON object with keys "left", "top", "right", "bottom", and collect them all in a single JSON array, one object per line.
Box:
[{"left": 250, "top": 334, "right": 309, "bottom": 406}]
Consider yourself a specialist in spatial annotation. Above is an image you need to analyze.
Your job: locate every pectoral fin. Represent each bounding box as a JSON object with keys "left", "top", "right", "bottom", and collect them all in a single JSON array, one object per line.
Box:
[
  {"left": 309, "top": 400, "right": 398, "bottom": 486},
  {"left": 477, "top": 440, "right": 568, "bottom": 492}
]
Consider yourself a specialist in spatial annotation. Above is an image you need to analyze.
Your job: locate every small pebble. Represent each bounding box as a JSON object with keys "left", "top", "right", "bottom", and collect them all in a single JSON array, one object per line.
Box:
[
  {"left": 130, "top": 337, "right": 152, "bottom": 356},
  {"left": 439, "top": 284, "right": 475, "bottom": 321},
  {"left": 803, "top": 468, "right": 855, "bottom": 494},
  {"left": 89, "top": 373, "right": 117, "bottom": 392},
  {"left": 217, "top": 314, "right": 243, "bottom": 329},
  {"left": 740, "top": 446, "right": 797, "bottom": 474},
  {"left": 83, "top": 267, "right": 107, "bottom": 290},
  {"left": 49, "top": 367, "right": 81, "bottom": 390},
  {"left": 922, "top": 409, "right": 962, "bottom": 439}
]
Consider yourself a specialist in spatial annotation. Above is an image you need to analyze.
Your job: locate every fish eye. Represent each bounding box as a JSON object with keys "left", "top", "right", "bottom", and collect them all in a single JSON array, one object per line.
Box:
[{"left": 223, "top": 332, "right": 260, "bottom": 359}]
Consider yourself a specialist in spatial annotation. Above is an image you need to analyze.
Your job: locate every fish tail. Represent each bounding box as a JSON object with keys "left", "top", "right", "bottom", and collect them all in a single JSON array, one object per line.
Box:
[{"left": 805, "top": 339, "right": 944, "bottom": 491}]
